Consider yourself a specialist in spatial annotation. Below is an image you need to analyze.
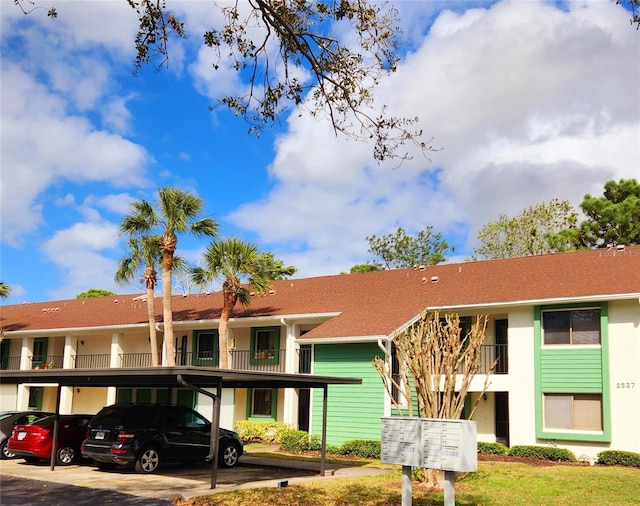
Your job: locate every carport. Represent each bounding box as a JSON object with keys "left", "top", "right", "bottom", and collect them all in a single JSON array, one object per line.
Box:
[{"left": 0, "top": 367, "right": 361, "bottom": 488}]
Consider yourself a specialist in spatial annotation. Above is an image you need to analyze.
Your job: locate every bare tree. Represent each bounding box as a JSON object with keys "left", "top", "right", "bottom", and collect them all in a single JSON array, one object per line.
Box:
[{"left": 374, "top": 311, "right": 495, "bottom": 487}]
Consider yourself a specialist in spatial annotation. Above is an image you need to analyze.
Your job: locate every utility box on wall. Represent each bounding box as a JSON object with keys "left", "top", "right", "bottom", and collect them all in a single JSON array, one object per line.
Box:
[{"left": 381, "top": 417, "right": 478, "bottom": 472}]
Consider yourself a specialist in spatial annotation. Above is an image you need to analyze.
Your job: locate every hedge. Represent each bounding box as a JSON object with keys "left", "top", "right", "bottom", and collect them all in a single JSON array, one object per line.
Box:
[
  {"left": 477, "top": 442, "right": 508, "bottom": 455},
  {"left": 508, "top": 445, "right": 575, "bottom": 462},
  {"left": 234, "top": 420, "right": 292, "bottom": 443},
  {"left": 597, "top": 450, "right": 640, "bottom": 468}
]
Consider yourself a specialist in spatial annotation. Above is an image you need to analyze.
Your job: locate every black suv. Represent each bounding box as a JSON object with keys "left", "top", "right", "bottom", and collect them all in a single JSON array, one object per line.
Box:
[{"left": 81, "top": 404, "right": 243, "bottom": 473}]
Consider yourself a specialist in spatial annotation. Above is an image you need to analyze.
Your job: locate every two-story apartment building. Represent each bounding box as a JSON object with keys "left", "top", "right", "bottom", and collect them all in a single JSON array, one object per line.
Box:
[{"left": 1, "top": 246, "right": 639, "bottom": 459}]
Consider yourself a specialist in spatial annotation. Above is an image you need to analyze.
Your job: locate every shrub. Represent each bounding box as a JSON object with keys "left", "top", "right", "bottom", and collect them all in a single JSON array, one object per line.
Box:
[
  {"left": 325, "top": 444, "right": 341, "bottom": 455},
  {"left": 279, "top": 429, "right": 322, "bottom": 453},
  {"left": 597, "top": 450, "right": 640, "bottom": 468},
  {"left": 508, "top": 445, "right": 575, "bottom": 462},
  {"left": 339, "top": 440, "right": 381, "bottom": 459},
  {"left": 477, "top": 442, "right": 508, "bottom": 455},
  {"left": 234, "top": 420, "right": 292, "bottom": 443}
]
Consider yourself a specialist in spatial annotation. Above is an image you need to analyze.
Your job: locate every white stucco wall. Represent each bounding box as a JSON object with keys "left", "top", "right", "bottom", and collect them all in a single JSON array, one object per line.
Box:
[
  {"left": 505, "top": 307, "right": 537, "bottom": 447},
  {"left": 607, "top": 299, "right": 640, "bottom": 454}
]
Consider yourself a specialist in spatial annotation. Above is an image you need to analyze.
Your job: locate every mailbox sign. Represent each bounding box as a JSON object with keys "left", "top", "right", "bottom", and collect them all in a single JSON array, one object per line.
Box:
[{"left": 381, "top": 417, "right": 477, "bottom": 472}]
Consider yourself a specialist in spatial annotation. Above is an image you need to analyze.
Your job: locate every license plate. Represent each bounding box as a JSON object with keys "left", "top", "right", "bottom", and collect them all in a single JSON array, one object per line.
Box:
[
  {"left": 95, "top": 431, "right": 105, "bottom": 440},
  {"left": 17, "top": 432, "right": 26, "bottom": 440}
]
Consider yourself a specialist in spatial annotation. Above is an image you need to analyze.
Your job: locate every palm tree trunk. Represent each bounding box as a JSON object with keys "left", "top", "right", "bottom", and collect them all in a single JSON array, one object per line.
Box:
[
  {"left": 162, "top": 255, "right": 176, "bottom": 367},
  {"left": 146, "top": 287, "right": 159, "bottom": 367},
  {"left": 218, "top": 306, "right": 230, "bottom": 369}
]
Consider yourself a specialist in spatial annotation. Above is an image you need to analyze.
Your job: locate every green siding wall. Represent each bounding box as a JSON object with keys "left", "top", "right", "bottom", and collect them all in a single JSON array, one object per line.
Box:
[
  {"left": 312, "top": 343, "right": 385, "bottom": 446},
  {"left": 534, "top": 302, "right": 611, "bottom": 442},
  {"left": 540, "top": 348, "right": 603, "bottom": 392}
]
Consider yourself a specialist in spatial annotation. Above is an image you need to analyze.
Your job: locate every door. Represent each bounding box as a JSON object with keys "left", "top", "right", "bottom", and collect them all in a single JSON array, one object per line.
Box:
[
  {"left": 495, "top": 319, "right": 508, "bottom": 373},
  {"left": 298, "top": 389, "right": 310, "bottom": 432},
  {"left": 494, "top": 392, "right": 510, "bottom": 446}
]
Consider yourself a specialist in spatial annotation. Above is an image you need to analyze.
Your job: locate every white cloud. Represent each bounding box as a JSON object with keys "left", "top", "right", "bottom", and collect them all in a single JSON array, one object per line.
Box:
[
  {"left": 42, "top": 221, "right": 122, "bottom": 300},
  {"left": 0, "top": 64, "right": 151, "bottom": 245},
  {"left": 224, "top": 0, "right": 640, "bottom": 273}
]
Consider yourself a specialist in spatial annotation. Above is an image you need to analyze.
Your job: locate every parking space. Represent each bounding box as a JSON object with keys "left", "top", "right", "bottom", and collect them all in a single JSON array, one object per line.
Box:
[{"left": 0, "top": 455, "right": 324, "bottom": 503}]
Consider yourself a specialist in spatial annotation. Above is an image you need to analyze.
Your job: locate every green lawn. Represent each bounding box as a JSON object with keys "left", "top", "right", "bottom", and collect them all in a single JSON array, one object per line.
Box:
[{"left": 175, "top": 460, "right": 640, "bottom": 506}]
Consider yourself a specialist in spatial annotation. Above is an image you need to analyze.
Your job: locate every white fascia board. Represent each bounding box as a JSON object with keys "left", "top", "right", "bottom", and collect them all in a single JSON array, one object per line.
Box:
[
  {"left": 172, "top": 312, "right": 341, "bottom": 329},
  {"left": 297, "top": 334, "right": 388, "bottom": 345},
  {"left": 3, "top": 323, "right": 152, "bottom": 337}
]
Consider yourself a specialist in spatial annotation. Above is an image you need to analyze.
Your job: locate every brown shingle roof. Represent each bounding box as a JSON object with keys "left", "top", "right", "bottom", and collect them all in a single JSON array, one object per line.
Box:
[{"left": 2, "top": 246, "right": 639, "bottom": 339}]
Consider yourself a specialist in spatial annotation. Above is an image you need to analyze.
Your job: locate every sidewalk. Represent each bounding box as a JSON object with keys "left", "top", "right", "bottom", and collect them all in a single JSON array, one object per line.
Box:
[{"left": 0, "top": 451, "right": 391, "bottom": 502}]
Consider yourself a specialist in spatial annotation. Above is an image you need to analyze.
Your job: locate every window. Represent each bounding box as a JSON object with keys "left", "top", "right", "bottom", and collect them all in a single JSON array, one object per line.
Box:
[
  {"left": 543, "top": 309, "right": 600, "bottom": 345},
  {"left": 0, "top": 340, "right": 9, "bottom": 370},
  {"left": 32, "top": 337, "right": 48, "bottom": 368},
  {"left": 193, "top": 330, "right": 219, "bottom": 366},
  {"left": 250, "top": 326, "right": 280, "bottom": 363},
  {"left": 28, "top": 387, "right": 44, "bottom": 409},
  {"left": 251, "top": 389, "right": 274, "bottom": 417},
  {"left": 544, "top": 394, "right": 603, "bottom": 431}
]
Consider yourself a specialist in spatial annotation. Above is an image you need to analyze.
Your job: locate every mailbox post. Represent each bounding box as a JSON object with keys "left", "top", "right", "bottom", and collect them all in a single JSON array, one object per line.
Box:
[{"left": 381, "top": 417, "right": 477, "bottom": 506}]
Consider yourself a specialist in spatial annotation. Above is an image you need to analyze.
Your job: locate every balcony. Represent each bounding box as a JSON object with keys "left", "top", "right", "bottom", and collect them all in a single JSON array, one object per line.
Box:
[
  {"left": 481, "top": 344, "right": 508, "bottom": 374},
  {"left": 29, "top": 355, "right": 64, "bottom": 369},
  {"left": 1, "top": 357, "right": 22, "bottom": 370},
  {"left": 74, "top": 354, "right": 111, "bottom": 369}
]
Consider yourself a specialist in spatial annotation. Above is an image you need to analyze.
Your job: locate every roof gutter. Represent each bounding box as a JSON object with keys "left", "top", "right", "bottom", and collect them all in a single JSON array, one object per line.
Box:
[{"left": 299, "top": 334, "right": 390, "bottom": 345}]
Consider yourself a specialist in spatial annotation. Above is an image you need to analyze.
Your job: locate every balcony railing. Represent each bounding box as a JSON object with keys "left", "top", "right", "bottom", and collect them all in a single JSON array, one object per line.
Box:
[
  {"left": 29, "top": 355, "right": 64, "bottom": 369},
  {"left": 1, "top": 357, "right": 22, "bottom": 370},
  {"left": 230, "top": 349, "right": 287, "bottom": 373},
  {"left": 74, "top": 354, "right": 111, "bottom": 369},
  {"left": 481, "top": 344, "right": 508, "bottom": 374},
  {"left": 119, "top": 353, "right": 154, "bottom": 368}
]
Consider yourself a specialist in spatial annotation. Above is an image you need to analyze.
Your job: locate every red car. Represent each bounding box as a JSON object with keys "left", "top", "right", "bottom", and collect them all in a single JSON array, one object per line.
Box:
[{"left": 8, "top": 414, "right": 93, "bottom": 465}]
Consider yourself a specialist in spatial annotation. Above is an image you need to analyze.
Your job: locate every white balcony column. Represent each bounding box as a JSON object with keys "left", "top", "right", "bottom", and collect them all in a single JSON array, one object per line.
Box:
[
  {"left": 15, "top": 384, "right": 30, "bottom": 410},
  {"left": 19, "top": 337, "right": 34, "bottom": 370},
  {"left": 282, "top": 320, "right": 298, "bottom": 427},
  {"left": 110, "top": 332, "right": 123, "bottom": 368},
  {"left": 63, "top": 335, "right": 76, "bottom": 369}
]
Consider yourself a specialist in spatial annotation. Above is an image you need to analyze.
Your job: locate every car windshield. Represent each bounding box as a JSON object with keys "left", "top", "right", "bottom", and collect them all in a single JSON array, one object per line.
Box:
[{"left": 0, "top": 413, "right": 16, "bottom": 421}]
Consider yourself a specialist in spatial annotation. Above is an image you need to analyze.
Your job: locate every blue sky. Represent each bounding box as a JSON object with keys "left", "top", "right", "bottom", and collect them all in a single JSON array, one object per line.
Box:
[{"left": 1, "top": 0, "right": 639, "bottom": 304}]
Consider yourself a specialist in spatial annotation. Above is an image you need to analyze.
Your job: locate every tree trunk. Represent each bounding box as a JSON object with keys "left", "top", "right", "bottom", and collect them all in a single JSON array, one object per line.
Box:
[
  {"left": 162, "top": 254, "right": 176, "bottom": 367},
  {"left": 146, "top": 286, "right": 159, "bottom": 367},
  {"left": 218, "top": 307, "right": 230, "bottom": 369},
  {"left": 218, "top": 291, "right": 237, "bottom": 370}
]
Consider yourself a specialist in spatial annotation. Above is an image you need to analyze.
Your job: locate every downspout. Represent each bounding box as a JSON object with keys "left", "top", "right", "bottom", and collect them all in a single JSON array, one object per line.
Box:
[
  {"left": 377, "top": 338, "right": 390, "bottom": 357},
  {"left": 177, "top": 374, "right": 221, "bottom": 489}
]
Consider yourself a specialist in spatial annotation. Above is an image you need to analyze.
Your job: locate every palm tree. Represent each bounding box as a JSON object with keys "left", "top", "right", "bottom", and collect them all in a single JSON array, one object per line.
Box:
[
  {"left": 191, "top": 238, "right": 296, "bottom": 369},
  {"left": 115, "top": 235, "right": 163, "bottom": 367},
  {"left": 0, "top": 282, "right": 11, "bottom": 299},
  {"left": 120, "top": 187, "right": 218, "bottom": 366}
]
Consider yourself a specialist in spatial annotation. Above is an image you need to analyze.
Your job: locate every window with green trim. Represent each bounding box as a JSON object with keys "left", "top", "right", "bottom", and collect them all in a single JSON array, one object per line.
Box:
[
  {"left": 248, "top": 388, "right": 277, "bottom": 420},
  {"left": 193, "top": 330, "right": 219, "bottom": 366},
  {"left": 250, "top": 326, "right": 280, "bottom": 364},
  {"left": 544, "top": 393, "right": 603, "bottom": 431},
  {"left": 542, "top": 309, "right": 600, "bottom": 345},
  {"left": 28, "top": 387, "right": 43, "bottom": 409}
]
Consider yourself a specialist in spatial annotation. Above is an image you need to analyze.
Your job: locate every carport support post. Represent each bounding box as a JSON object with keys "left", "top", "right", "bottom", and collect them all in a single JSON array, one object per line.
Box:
[
  {"left": 50, "top": 385, "right": 62, "bottom": 471},
  {"left": 176, "top": 375, "right": 221, "bottom": 489},
  {"left": 320, "top": 385, "right": 327, "bottom": 477}
]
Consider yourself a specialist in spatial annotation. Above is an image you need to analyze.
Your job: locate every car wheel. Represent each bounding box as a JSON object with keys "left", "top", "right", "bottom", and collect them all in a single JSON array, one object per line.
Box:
[
  {"left": 24, "top": 456, "right": 40, "bottom": 464},
  {"left": 135, "top": 447, "right": 161, "bottom": 473},
  {"left": 56, "top": 445, "right": 76, "bottom": 465},
  {"left": 219, "top": 441, "right": 241, "bottom": 468},
  {"left": 0, "top": 439, "right": 16, "bottom": 460},
  {"left": 97, "top": 461, "right": 117, "bottom": 471}
]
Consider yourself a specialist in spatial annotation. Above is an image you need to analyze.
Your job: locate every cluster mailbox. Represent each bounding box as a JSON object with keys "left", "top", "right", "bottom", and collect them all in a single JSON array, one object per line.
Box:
[{"left": 381, "top": 417, "right": 477, "bottom": 472}]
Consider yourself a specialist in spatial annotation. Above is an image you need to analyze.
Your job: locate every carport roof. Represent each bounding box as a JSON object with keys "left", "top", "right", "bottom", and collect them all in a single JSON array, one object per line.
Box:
[{"left": 0, "top": 366, "right": 362, "bottom": 390}]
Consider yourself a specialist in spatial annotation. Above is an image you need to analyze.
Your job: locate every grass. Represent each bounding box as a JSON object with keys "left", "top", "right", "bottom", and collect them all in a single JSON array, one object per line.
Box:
[{"left": 174, "top": 460, "right": 640, "bottom": 506}]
